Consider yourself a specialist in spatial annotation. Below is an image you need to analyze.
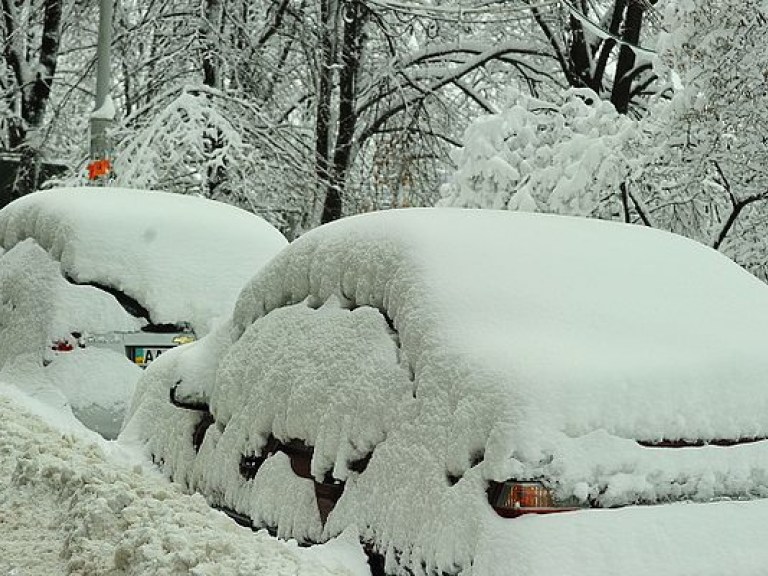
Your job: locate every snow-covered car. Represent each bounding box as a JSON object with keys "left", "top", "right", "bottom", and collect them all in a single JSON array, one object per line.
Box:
[
  {"left": 123, "top": 209, "right": 768, "bottom": 576},
  {"left": 0, "top": 187, "right": 287, "bottom": 438}
]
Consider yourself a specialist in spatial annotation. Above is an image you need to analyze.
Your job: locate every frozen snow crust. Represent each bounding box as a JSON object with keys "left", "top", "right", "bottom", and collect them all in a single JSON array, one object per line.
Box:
[
  {"left": 0, "top": 187, "right": 288, "bottom": 333},
  {"left": 125, "top": 208, "right": 768, "bottom": 575}
]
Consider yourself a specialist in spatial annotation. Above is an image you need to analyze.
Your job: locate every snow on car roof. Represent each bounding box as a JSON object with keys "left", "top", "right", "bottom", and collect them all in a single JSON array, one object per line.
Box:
[
  {"left": 0, "top": 187, "right": 288, "bottom": 333},
  {"left": 233, "top": 208, "right": 768, "bottom": 448}
]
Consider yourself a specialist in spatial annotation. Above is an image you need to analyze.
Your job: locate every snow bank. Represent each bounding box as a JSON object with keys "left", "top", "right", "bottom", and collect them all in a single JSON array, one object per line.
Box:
[
  {"left": 45, "top": 347, "right": 141, "bottom": 439},
  {"left": 0, "top": 393, "right": 369, "bottom": 576},
  {"left": 125, "top": 208, "right": 768, "bottom": 575},
  {"left": 474, "top": 500, "right": 768, "bottom": 576},
  {"left": 0, "top": 187, "right": 288, "bottom": 333}
]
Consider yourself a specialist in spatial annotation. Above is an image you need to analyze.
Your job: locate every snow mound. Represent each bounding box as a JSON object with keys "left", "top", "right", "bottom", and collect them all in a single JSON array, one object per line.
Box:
[
  {"left": 473, "top": 499, "right": 768, "bottom": 576},
  {"left": 0, "top": 187, "right": 288, "bottom": 333},
  {"left": 0, "top": 240, "right": 143, "bottom": 436},
  {"left": 45, "top": 347, "right": 142, "bottom": 439},
  {"left": 0, "top": 394, "right": 370, "bottom": 576}
]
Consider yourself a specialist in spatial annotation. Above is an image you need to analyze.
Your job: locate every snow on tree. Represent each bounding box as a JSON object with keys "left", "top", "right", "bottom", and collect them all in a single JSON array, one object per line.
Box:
[
  {"left": 439, "top": 88, "right": 640, "bottom": 220},
  {"left": 1, "top": 0, "right": 64, "bottom": 197},
  {"left": 62, "top": 87, "right": 311, "bottom": 237},
  {"left": 632, "top": 0, "right": 768, "bottom": 278},
  {"left": 442, "top": 0, "right": 768, "bottom": 280}
]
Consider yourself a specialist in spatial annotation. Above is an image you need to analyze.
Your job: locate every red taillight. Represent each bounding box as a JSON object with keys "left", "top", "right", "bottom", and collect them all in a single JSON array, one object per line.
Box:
[
  {"left": 488, "top": 480, "right": 580, "bottom": 518},
  {"left": 51, "top": 339, "right": 74, "bottom": 352}
]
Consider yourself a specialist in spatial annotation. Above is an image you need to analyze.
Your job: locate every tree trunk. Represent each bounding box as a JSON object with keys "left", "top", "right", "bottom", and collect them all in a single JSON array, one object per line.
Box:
[
  {"left": 7, "top": 0, "right": 63, "bottom": 198},
  {"left": 201, "top": 0, "right": 223, "bottom": 89},
  {"left": 566, "top": 14, "right": 593, "bottom": 90},
  {"left": 312, "top": 0, "right": 334, "bottom": 226},
  {"left": 321, "top": 0, "right": 365, "bottom": 224},
  {"left": 610, "top": 0, "right": 644, "bottom": 114},
  {"left": 2, "top": 0, "right": 27, "bottom": 151},
  {"left": 200, "top": 0, "right": 225, "bottom": 197}
]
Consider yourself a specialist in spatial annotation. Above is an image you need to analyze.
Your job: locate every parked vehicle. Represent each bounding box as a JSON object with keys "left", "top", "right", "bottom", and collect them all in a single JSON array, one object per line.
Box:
[
  {"left": 123, "top": 208, "right": 768, "bottom": 575},
  {"left": 0, "top": 186, "right": 287, "bottom": 437}
]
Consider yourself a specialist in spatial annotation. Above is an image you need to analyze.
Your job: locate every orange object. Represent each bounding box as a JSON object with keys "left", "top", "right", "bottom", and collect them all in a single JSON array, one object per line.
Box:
[
  {"left": 508, "top": 482, "right": 554, "bottom": 509},
  {"left": 87, "top": 158, "right": 112, "bottom": 180},
  {"left": 487, "top": 480, "right": 582, "bottom": 518}
]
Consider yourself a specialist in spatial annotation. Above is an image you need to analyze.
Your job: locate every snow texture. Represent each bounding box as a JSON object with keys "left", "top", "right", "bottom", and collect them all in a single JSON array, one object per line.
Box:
[
  {"left": 45, "top": 347, "right": 142, "bottom": 439},
  {"left": 439, "top": 88, "right": 638, "bottom": 220},
  {"left": 0, "top": 187, "right": 285, "bottom": 439},
  {"left": 0, "top": 391, "right": 371, "bottom": 576},
  {"left": 125, "top": 208, "right": 768, "bottom": 574},
  {"left": 0, "top": 187, "right": 288, "bottom": 334}
]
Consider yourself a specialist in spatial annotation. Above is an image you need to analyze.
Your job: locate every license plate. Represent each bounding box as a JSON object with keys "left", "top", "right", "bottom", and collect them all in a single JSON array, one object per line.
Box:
[{"left": 132, "top": 347, "right": 171, "bottom": 367}]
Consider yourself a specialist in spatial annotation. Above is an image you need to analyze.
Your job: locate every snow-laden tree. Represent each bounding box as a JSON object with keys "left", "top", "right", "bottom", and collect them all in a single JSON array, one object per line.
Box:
[
  {"left": 439, "top": 87, "right": 642, "bottom": 219},
  {"left": 66, "top": 87, "right": 312, "bottom": 237},
  {"left": 633, "top": 0, "right": 768, "bottom": 278},
  {"left": 98, "top": 0, "right": 590, "bottom": 227},
  {"left": 441, "top": 0, "right": 768, "bottom": 280},
  {"left": 523, "top": 0, "right": 663, "bottom": 115}
]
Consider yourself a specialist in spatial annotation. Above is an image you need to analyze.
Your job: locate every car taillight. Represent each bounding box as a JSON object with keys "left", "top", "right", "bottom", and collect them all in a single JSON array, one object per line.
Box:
[
  {"left": 51, "top": 338, "right": 74, "bottom": 352},
  {"left": 509, "top": 482, "right": 554, "bottom": 508},
  {"left": 488, "top": 480, "right": 580, "bottom": 518}
]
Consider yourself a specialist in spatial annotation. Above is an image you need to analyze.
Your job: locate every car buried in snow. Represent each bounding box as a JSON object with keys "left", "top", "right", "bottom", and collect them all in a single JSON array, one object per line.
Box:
[
  {"left": 0, "top": 187, "right": 287, "bottom": 438},
  {"left": 123, "top": 208, "right": 768, "bottom": 576}
]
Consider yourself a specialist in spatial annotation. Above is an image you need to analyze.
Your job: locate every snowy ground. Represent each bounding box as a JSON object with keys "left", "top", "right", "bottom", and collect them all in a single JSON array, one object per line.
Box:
[{"left": 0, "top": 385, "right": 369, "bottom": 576}]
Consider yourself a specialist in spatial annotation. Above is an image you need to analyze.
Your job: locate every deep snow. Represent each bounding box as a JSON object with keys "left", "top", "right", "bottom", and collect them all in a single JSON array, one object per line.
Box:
[
  {"left": 4, "top": 206, "right": 768, "bottom": 575},
  {"left": 124, "top": 208, "right": 768, "bottom": 575},
  {"left": 0, "top": 187, "right": 288, "bottom": 440},
  {"left": 0, "top": 385, "right": 370, "bottom": 576}
]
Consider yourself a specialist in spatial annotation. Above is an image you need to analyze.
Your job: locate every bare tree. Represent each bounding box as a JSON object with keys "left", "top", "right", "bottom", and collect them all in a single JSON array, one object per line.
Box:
[{"left": 531, "top": 0, "right": 659, "bottom": 116}]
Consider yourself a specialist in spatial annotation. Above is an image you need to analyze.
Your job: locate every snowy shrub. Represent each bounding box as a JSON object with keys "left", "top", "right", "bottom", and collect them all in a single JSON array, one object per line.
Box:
[
  {"left": 439, "top": 88, "right": 641, "bottom": 219},
  {"left": 442, "top": 0, "right": 768, "bottom": 281}
]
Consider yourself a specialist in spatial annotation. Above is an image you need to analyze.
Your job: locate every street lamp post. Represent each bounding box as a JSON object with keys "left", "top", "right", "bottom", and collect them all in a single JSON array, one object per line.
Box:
[{"left": 88, "top": 0, "right": 114, "bottom": 181}]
